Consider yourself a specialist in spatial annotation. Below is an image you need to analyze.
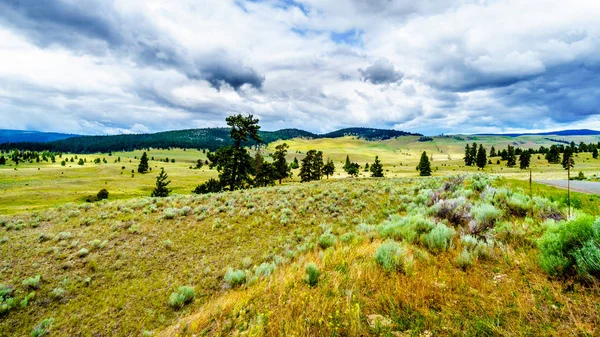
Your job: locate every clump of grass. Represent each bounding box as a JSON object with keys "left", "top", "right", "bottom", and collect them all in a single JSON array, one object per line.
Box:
[
  {"left": 318, "top": 232, "right": 337, "bottom": 249},
  {"left": 340, "top": 232, "right": 357, "bottom": 244},
  {"left": 168, "top": 286, "right": 195, "bottom": 308},
  {"left": 163, "top": 239, "right": 173, "bottom": 250},
  {"left": 374, "top": 241, "right": 413, "bottom": 274},
  {"left": 254, "top": 262, "right": 276, "bottom": 279},
  {"left": 224, "top": 268, "right": 247, "bottom": 288},
  {"left": 56, "top": 232, "right": 72, "bottom": 241},
  {"left": 239, "top": 257, "right": 252, "bottom": 268},
  {"left": 421, "top": 223, "right": 456, "bottom": 253},
  {"left": 456, "top": 248, "right": 475, "bottom": 269},
  {"left": 128, "top": 224, "right": 140, "bottom": 234},
  {"left": 30, "top": 317, "right": 54, "bottom": 337},
  {"left": 50, "top": 287, "right": 66, "bottom": 300},
  {"left": 22, "top": 275, "right": 41, "bottom": 290},
  {"left": 538, "top": 215, "right": 600, "bottom": 278},
  {"left": 304, "top": 263, "right": 320, "bottom": 287},
  {"left": 89, "top": 239, "right": 107, "bottom": 250}
]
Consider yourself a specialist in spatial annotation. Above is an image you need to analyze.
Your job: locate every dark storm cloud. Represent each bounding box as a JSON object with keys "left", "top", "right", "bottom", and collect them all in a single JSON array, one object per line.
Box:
[
  {"left": 359, "top": 58, "right": 404, "bottom": 85},
  {"left": 497, "top": 64, "right": 600, "bottom": 123},
  {"left": 0, "top": 0, "right": 123, "bottom": 50},
  {"left": 0, "top": 0, "right": 264, "bottom": 90}
]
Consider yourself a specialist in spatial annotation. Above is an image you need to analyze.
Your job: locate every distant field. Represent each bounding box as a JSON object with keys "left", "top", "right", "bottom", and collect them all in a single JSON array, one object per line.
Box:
[{"left": 1, "top": 135, "right": 599, "bottom": 213}]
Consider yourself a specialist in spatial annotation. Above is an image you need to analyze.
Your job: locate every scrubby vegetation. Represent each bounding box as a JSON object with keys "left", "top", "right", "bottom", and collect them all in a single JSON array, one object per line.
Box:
[{"left": 1, "top": 174, "right": 599, "bottom": 336}]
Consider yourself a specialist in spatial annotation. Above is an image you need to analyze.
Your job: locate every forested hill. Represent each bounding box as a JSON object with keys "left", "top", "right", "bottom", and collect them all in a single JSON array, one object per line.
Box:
[{"left": 0, "top": 127, "right": 420, "bottom": 153}]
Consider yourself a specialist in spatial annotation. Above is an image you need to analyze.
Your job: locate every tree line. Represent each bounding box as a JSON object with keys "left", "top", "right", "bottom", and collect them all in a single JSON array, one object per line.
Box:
[{"left": 464, "top": 141, "right": 599, "bottom": 170}]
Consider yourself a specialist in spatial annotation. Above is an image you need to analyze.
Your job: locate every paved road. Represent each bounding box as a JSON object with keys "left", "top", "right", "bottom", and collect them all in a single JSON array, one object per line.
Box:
[{"left": 538, "top": 180, "right": 600, "bottom": 195}]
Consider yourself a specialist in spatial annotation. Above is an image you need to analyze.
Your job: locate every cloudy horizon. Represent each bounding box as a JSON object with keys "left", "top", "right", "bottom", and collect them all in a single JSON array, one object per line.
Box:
[{"left": 1, "top": 0, "right": 600, "bottom": 136}]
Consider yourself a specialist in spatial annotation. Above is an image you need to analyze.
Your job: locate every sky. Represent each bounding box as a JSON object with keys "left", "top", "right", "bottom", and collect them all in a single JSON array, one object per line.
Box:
[{"left": 0, "top": 0, "right": 599, "bottom": 136}]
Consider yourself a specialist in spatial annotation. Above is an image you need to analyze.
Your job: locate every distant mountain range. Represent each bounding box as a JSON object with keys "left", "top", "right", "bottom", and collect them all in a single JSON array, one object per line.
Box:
[
  {"left": 0, "top": 127, "right": 420, "bottom": 153},
  {"left": 0, "top": 129, "right": 80, "bottom": 143},
  {"left": 475, "top": 129, "right": 600, "bottom": 137}
]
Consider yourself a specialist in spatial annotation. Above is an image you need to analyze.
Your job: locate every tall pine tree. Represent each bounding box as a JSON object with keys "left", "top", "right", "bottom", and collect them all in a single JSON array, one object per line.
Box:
[
  {"left": 519, "top": 152, "right": 531, "bottom": 170},
  {"left": 322, "top": 159, "right": 335, "bottom": 179},
  {"left": 207, "top": 114, "right": 261, "bottom": 190},
  {"left": 476, "top": 144, "right": 487, "bottom": 169},
  {"left": 562, "top": 148, "right": 574, "bottom": 170},
  {"left": 273, "top": 143, "right": 291, "bottom": 184}
]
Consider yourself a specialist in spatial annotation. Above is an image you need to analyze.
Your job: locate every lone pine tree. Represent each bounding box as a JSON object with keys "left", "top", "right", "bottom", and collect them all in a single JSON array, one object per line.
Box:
[
  {"left": 137, "top": 152, "right": 149, "bottom": 173},
  {"left": 151, "top": 168, "right": 171, "bottom": 197},
  {"left": 417, "top": 151, "right": 432, "bottom": 176}
]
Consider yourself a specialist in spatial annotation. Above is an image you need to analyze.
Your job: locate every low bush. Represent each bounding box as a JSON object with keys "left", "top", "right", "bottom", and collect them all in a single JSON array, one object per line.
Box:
[
  {"left": 532, "top": 196, "right": 564, "bottom": 221},
  {"left": 30, "top": 317, "right": 54, "bottom": 337},
  {"left": 163, "top": 208, "right": 178, "bottom": 220},
  {"left": 22, "top": 275, "right": 41, "bottom": 290},
  {"left": 421, "top": 223, "right": 456, "bottom": 253},
  {"left": 96, "top": 189, "right": 109, "bottom": 201},
  {"left": 374, "top": 241, "right": 413, "bottom": 273},
  {"left": 507, "top": 193, "right": 531, "bottom": 216},
  {"left": 431, "top": 197, "right": 470, "bottom": 226},
  {"left": 1, "top": 284, "right": 17, "bottom": 315},
  {"left": 224, "top": 268, "right": 246, "bottom": 288},
  {"left": 77, "top": 248, "right": 89, "bottom": 258},
  {"left": 470, "top": 204, "right": 502, "bottom": 233},
  {"left": 192, "top": 178, "right": 222, "bottom": 194},
  {"left": 318, "top": 232, "right": 337, "bottom": 249},
  {"left": 538, "top": 215, "right": 600, "bottom": 278},
  {"left": 377, "top": 215, "right": 435, "bottom": 243},
  {"left": 168, "top": 286, "right": 195, "bottom": 308},
  {"left": 304, "top": 263, "right": 320, "bottom": 287}
]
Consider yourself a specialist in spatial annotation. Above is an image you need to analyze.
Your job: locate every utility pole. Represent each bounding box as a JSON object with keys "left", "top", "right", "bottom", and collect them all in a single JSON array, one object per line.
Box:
[{"left": 567, "top": 157, "right": 571, "bottom": 219}]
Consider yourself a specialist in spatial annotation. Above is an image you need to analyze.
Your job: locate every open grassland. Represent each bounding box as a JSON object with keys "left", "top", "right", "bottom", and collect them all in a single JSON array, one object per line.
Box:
[
  {"left": 1, "top": 175, "right": 599, "bottom": 336},
  {"left": 1, "top": 135, "right": 599, "bottom": 214}
]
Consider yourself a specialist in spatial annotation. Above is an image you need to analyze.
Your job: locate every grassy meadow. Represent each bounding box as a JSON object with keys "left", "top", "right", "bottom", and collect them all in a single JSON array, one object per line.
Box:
[
  {"left": 1, "top": 135, "right": 599, "bottom": 336},
  {"left": 1, "top": 134, "right": 600, "bottom": 214}
]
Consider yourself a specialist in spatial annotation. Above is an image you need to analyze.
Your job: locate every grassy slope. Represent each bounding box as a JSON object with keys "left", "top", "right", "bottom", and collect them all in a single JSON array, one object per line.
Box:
[
  {"left": 1, "top": 176, "right": 599, "bottom": 336},
  {"left": 0, "top": 179, "right": 399, "bottom": 336},
  {"left": 2, "top": 135, "right": 599, "bottom": 214}
]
